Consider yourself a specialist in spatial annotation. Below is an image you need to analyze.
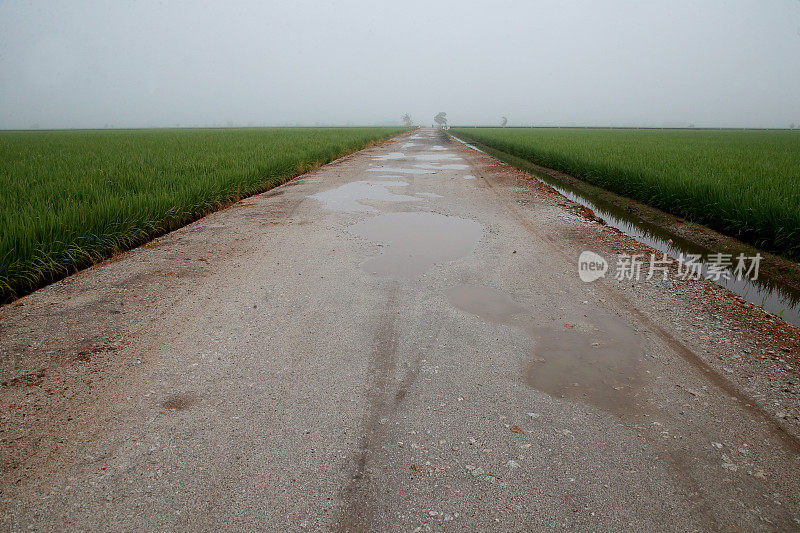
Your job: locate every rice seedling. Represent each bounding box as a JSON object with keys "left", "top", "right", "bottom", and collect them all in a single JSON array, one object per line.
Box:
[
  {"left": 0, "top": 127, "right": 405, "bottom": 301},
  {"left": 451, "top": 127, "right": 800, "bottom": 260}
]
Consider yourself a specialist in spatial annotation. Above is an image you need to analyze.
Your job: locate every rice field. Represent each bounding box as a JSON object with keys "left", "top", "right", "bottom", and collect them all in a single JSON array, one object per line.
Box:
[
  {"left": 0, "top": 127, "right": 404, "bottom": 301},
  {"left": 450, "top": 128, "right": 800, "bottom": 260}
]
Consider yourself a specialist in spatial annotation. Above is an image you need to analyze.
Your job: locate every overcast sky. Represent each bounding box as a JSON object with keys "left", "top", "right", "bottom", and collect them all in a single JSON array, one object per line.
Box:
[{"left": 1, "top": 0, "right": 799, "bottom": 129}]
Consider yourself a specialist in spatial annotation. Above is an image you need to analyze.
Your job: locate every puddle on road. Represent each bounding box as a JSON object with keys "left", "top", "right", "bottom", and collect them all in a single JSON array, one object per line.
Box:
[
  {"left": 447, "top": 284, "right": 525, "bottom": 326},
  {"left": 372, "top": 152, "right": 407, "bottom": 161},
  {"left": 463, "top": 175, "right": 476, "bottom": 180},
  {"left": 525, "top": 314, "right": 646, "bottom": 416},
  {"left": 348, "top": 212, "right": 483, "bottom": 278},
  {"left": 367, "top": 167, "right": 436, "bottom": 175},
  {"left": 414, "top": 153, "right": 463, "bottom": 161},
  {"left": 309, "top": 180, "right": 419, "bottom": 212},
  {"left": 414, "top": 162, "right": 471, "bottom": 170},
  {"left": 445, "top": 282, "right": 648, "bottom": 416},
  {"left": 430, "top": 145, "right": 448, "bottom": 151}
]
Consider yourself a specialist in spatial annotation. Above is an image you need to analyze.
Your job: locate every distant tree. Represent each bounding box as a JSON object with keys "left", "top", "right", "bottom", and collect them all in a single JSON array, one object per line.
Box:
[
  {"left": 500, "top": 116, "right": 508, "bottom": 128},
  {"left": 434, "top": 112, "right": 447, "bottom": 127},
  {"left": 402, "top": 113, "right": 413, "bottom": 127}
]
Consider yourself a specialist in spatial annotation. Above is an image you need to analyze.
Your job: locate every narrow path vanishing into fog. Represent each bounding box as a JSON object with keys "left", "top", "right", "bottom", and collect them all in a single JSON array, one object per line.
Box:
[{"left": 2, "top": 129, "right": 799, "bottom": 531}]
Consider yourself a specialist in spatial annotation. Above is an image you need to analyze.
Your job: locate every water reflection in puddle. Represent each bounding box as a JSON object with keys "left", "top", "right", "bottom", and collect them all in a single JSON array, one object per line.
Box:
[
  {"left": 447, "top": 282, "right": 647, "bottom": 416},
  {"left": 414, "top": 162, "right": 471, "bottom": 170},
  {"left": 309, "top": 180, "right": 419, "bottom": 212},
  {"left": 525, "top": 314, "right": 646, "bottom": 416},
  {"left": 414, "top": 153, "right": 463, "bottom": 161},
  {"left": 372, "top": 152, "right": 407, "bottom": 161},
  {"left": 447, "top": 284, "right": 525, "bottom": 325},
  {"left": 367, "top": 167, "right": 436, "bottom": 175},
  {"left": 348, "top": 212, "right": 483, "bottom": 278}
]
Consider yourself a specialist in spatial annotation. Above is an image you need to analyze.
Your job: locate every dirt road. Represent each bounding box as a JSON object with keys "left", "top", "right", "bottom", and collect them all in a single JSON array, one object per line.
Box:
[{"left": 2, "top": 129, "right": 799, "bottom": 531}]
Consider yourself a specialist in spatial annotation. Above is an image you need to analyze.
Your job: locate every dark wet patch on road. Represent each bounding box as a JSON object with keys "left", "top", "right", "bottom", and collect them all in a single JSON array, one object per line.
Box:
[
  {"left": 524, "top": 313, "right": 646, "bottom": 416},
  {"left": 413, "top": 153, "right": 463, "bottom": 161},
  {"left": 446, "top": 283, "right": 647, "bottom": 416},
  {"left": 161, "top": 391, "right": 199, "bottom": 411},
  {"left": 309, "top": 180, "right": 419, "bottom": 213},
  {"left": 348, "top": 212, "right": 483, "bottom": 278},
  {"left": 371, "top": 152, "right": 407, "bottom": 161},
  {"left": 446, "top": 284, "right": 525, "bottom": 326},
  {"left": 366, "top": 166, "right": 436, "bottom": 175},
  {"left": 414, "top": 162, "right": 471, "bottom": 170}
]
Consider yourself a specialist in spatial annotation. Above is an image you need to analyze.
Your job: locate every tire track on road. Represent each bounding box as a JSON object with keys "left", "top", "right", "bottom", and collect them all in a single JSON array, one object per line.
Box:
[{"left": 338, "top": 283, "right": 400, "bottom": 532}]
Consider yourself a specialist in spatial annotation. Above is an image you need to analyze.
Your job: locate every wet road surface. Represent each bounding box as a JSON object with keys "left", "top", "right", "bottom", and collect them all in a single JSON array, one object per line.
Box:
[{"left": 1, "top": 129, "right": 799, "bottom": 531}]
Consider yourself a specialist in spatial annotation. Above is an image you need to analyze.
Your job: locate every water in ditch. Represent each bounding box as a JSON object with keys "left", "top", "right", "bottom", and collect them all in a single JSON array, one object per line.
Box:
[{"left": 452, "top": 136, "right": 800, "bottom": 327}]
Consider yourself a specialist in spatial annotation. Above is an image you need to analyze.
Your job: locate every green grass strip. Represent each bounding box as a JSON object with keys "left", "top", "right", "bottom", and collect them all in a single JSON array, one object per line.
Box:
[
  {"left": 451, "top": 128, "right": 800, "bottom": 260},
  {"left": 0, "top": 127, "right": 405, "bottom": 300}
]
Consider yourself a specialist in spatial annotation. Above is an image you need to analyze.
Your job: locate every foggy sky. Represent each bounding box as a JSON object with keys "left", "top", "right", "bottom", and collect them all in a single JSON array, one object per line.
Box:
[{"left": 1, "top": 0, "right": 799, "bottom": 129}]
